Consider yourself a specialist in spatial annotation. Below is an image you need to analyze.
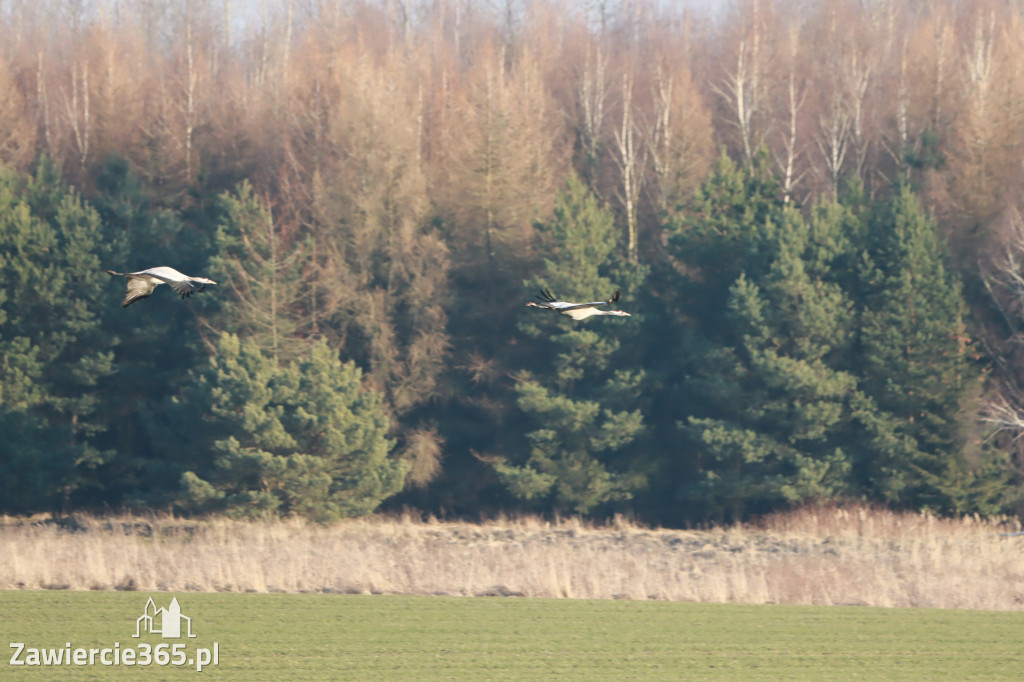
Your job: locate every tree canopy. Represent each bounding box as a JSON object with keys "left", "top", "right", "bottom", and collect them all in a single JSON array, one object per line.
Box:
[{"left": 1, "top": 0, "right": 1022, "bottom": 523}]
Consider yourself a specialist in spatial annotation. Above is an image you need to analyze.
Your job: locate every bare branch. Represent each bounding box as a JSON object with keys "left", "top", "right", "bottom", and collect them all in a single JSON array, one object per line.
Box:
[{"left": 981, "top": 392, "right": 1024, "bottom": 442}]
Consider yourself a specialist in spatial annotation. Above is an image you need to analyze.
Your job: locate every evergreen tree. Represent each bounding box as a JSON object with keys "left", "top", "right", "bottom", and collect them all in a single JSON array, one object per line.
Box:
[
  {"left": 496, "top": 174, "right": 647, "bottom": 514},
  {"left": 854, "top": 183, "right": 1009, "bottom": 512},
  {"left": 667, "top": 150, "right": 783, "bottom": 327},
  {"left": 173, "top": 333, "right": 406, "bottom": 520},
  {"left": 88, "top": 156, "right": 219, "bottom": 507},
  {"left": 662, "top": 158, "right": 1011, "bottom": 520},
  {"left": 664, "top": 153, "right": 863, "bottom": 520},
  {"left": 0, "top": 160, "right": 114, "bottom": 512}
]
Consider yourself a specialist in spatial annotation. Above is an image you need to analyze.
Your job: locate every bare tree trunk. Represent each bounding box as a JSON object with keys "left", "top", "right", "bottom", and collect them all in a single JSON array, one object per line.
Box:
[
  {"left": 224, "top": 0, "right": 232, "bottom": 53},
  {"left": 613, "top": 71, "right": 643, "bottom": 264},
  {"left": 712, "top": 38, "right": 758, "bottom": 166},
  {"left": 931, "top": 19, "right": 952, "bottom": 133},
  {"left": 962, "top": 12, "right": 996, "bottom": 189},
  {"left": 37, "top": 51, "right": 53, "bottom": 156},
  {"left": 846, "top": 52, "right": 873, "bottom": 187},
  {"left": 644, "top": 62, "right": 674, "bottom": 214},
  {"left": 889, "top": 42, "right": 909, "bottom": 179},
  {"left": 63, "top": 61, "right": 90, "bottom": 172},
  {"left": 184, "top": 19, "right": 197, "bottom": 182},
  {"left": 711, "top": 0, "right": 769, "bottom": 167},
  {"left": 775, "top": 31, "right": 806, "bottom": 203},
  {"left": 816, "top": 91, "right": 852, "bottom": 201},
  {"left": 578, "top": 41, "right": 608, "bottom": 181}
]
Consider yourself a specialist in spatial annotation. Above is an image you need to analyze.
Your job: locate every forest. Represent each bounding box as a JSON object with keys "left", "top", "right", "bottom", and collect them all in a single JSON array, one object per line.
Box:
[{"left": 3, "top": 0, "right": 1024, "bottom": 525}]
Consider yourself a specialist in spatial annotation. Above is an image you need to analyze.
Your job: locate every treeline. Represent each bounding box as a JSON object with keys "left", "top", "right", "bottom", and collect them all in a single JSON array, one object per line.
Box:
[{"left": 1, "top": 0, "right": 1023, "bottom": 523}]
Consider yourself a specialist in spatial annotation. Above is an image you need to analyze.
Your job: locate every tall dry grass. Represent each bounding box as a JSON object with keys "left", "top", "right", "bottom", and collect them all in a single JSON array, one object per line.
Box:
[{"left": 1, "top": 506, "right": 1022, "bottom": 610}]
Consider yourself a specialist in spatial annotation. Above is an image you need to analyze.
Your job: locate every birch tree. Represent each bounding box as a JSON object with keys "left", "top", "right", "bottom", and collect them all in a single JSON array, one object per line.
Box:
[
  {"left": 711, "top": 0, "right": 773, "bottom": 167},
  {"left": 772, "top": 27, "right": 807, "bottom": 203},
  {"left": 575, "top": 40, "right": 609, "bottom": 184},
  {"left": 613, "top": 70, "right": 644, "bottom": 263},
  {"left": 62, "top": 61, "right": 90, "bottom": 172}
]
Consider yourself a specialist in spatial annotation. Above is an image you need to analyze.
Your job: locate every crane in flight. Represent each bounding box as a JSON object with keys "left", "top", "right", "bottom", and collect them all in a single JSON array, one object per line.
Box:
[
  {"left": 525, "top": 288, "right": 630, "bottom": 320},
  {"left": 106, "top": 267, "right": 217, "bottom": 308}
]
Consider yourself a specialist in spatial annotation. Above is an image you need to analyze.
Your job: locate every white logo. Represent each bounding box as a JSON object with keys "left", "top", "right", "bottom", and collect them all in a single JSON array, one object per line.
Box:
[
  {"left": 134, "top": 597, "right": 197, "bottom": 639},
  {"left": 9, "top": 595, "right": 218, "bottom": 671}
]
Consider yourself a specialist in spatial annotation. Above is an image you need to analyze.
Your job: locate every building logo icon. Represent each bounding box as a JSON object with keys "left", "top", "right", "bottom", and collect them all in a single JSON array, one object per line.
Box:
[{"left": 133, "top": 597, "right": 197, "bottom": 639}]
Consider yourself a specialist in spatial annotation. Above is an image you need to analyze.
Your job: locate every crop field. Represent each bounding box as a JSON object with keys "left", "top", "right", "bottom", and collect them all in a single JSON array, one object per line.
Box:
[
  {"left": 3, "top": 591, "right": 1024, "bottom": 680},
  {"left": 3, "top": 507, "right": 1024, "bottom": 679}
]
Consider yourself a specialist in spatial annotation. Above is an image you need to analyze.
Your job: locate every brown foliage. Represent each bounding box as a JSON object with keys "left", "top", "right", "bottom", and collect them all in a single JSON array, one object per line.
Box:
[{"left": 1, "top": 0, "right": 1023, "bottom": 248}]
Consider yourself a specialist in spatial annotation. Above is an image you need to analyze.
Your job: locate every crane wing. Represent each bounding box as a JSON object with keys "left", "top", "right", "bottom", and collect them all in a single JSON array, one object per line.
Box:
[
  {"left": 144, "top": 271, "right": 197, "bottom": 298},
  {"left": 121, "top": 277, "right": 159, "bottom": 307},
  {"left": 558, "top": 289, "right": 621, "bottom": 312},
  {"left": 165, "top": 279, "right": 198, "bottom": 298}
]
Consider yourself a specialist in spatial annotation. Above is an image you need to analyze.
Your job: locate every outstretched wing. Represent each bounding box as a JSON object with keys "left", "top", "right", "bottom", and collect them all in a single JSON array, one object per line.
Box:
[
  {"left": 560, "top": 290, "right": 621, "bottom": 312},
  {"left": 527, "top": 288, "right": 562, "bottom": 309},
  {"left": 121, "top": 276, "right": 159, "bottom": 307},
  {"left": 165, "top": 279, "right": 198, "bottom": 298},
  {"left": 536, "top": 288, "right": 557, "bottom": 303},
  {"left": 145, "top": 272, "right": 197, "bottom": 299}
]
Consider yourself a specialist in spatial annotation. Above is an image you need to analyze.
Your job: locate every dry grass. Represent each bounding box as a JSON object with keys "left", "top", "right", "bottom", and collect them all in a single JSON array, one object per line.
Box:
[{"left": 2, "top": 505, "right": 1023, "bottom": 610}]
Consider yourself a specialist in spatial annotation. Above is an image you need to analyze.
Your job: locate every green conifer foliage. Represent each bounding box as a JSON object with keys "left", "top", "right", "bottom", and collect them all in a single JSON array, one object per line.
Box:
[
  {"left": 89, "top": 157, "right": 218, "bottom": 507},
  {"left": 0, "top": 160, "right": 114, "bottom": 512},
  {"left": 667, "top": 153, "right": 862, "bottom": 519},
  {"left": 498, "top": 175, "right": 646, "bottom": 514},
  {"left": 178, "top": 333, "right": 406, "bottom": 520},
  {"left": 854, "top": 183, "right": 1008, "bottom": 512},
  {"left": 692, "top": 228, "right": 858, "bottom": 514},
  {"left": 668, "top": 151, "right": 782, "bottom": 327}
]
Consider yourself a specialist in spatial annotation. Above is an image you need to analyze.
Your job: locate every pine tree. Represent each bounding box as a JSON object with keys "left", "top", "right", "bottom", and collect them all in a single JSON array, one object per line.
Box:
[
  {"left": 88, "top": 156, "right": 219, "bottom": 507},
  {"left": 665, "top": 154, "right": 861, "bottom": 520},
  {"left": 668, "top": 150, "right": 783, "bottom": 327},
  {"left": 0, "top": 160, "right": 114, "bottom": 512},
  {"left": 854, "top": 182, "right": 1008, "bottom": 512},
  {"left": 496, "top": 175, "right": 647, "bottom": 514},
  {"left": 174, "top": 333, "right": 406, "bottom": 520}
]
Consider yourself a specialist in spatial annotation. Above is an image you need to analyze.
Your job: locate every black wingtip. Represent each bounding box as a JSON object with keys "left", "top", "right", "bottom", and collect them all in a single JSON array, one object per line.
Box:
[
  {"left": 610, "top": 288, "right": 621, "bottom": 304},
  {"left": 537, "top": 288, "right": 556, "bottom": 302}
]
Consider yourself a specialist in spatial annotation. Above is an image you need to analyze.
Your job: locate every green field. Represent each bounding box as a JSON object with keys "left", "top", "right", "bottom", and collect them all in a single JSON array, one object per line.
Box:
[{"left": 2, "top": 591, "right": 1022, "bottom": 680}]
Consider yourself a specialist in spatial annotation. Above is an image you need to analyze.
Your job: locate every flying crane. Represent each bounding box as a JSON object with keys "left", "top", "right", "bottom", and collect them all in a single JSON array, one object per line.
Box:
[
  {"left": 525, "top": 288, "right": 631, "bottom": 320},
  {"left": 106, "top": 267, "right": 217, "bottom": 308}
]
